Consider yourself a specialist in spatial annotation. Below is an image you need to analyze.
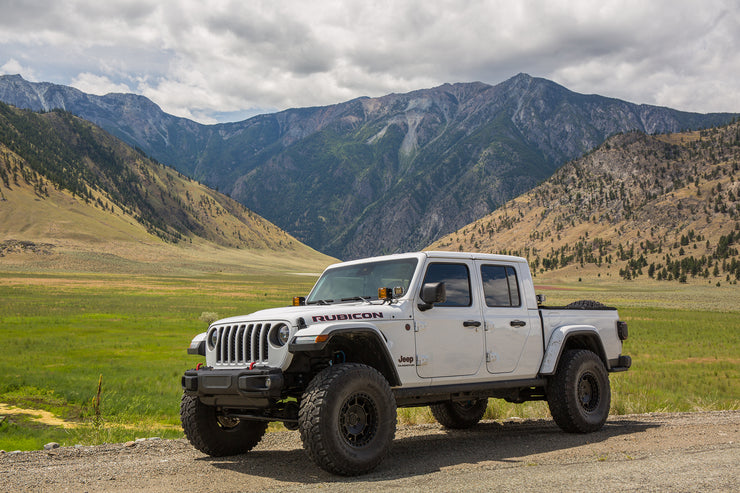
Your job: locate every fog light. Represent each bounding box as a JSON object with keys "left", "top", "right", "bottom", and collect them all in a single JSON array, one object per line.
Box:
[{"left": 378, "top": 287, "right": 392, "bottom": 299}]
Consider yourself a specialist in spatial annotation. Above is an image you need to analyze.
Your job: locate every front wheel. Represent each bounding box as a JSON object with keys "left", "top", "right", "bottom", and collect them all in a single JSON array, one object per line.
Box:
[
  {"left": 547, "top": 349, "right": 611, "bottom": 433},
  {"left": 430, "top": 399, "right": 488, "bottom": 429},
  {"left": 180, "top": 393, "right": 267, "bottom": 456},
  {"left": 298, "top": 363, "right": 397, "bottom": 476}
]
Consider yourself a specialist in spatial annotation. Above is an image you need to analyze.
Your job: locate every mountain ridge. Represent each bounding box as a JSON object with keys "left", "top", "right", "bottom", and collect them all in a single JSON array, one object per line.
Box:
[
  {"left": 0, "top": 101, "right": 332, "bottom": 273},
  {"left": 1, "top": 73, "right": 736, "bottom": 259},
  {"left": 430, "top": 122, "right": 740, "bottom": 284}
]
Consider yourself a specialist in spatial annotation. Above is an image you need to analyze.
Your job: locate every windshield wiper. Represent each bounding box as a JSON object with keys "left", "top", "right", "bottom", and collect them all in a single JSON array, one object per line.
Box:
[
  {"left": 307, "top": 299, "right": 334, "bottom": 305},
  {"left": 341, "top": 296, "right": 372, "bottom": 303}
]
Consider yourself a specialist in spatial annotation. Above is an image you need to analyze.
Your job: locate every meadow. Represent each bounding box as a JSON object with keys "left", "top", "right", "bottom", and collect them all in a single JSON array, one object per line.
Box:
[{"left": 0, "top": 270, "right": 738, "bottom": 451}]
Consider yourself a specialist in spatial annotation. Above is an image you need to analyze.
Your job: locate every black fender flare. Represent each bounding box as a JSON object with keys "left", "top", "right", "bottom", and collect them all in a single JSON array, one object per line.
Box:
[{"left": 289, "top": 325, "right": 401, "bottom": 387}]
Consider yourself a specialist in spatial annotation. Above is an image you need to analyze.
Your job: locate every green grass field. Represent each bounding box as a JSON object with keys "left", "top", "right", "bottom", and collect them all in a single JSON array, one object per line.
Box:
[
  {"left": 1, "top": 271, "right": 738, "bottom": 451},
  {"left": 0, "top": 271, "right": 318, "bottom": 450}
]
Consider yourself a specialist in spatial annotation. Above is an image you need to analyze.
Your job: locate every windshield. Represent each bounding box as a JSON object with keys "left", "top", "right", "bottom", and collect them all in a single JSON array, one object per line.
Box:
[{"left": 307, "top": 258, "right": 418, "bottom": 304}]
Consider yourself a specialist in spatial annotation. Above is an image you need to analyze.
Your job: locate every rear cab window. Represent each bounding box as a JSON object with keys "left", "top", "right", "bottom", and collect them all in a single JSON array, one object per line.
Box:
[{"left": 480, "top": 264, "right": 521, "bottom": 307}]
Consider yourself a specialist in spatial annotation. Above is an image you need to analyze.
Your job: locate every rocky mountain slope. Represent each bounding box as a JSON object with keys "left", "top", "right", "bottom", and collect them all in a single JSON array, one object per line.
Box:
[
  {"left": 430, "top": 122, "right": 740, "bottom": 284},
  {"left": 1, "top": 73, "right": 736, "bottom": 259},
  {"left": 0, "top": 102, "right": 330, "bottom": 272}
]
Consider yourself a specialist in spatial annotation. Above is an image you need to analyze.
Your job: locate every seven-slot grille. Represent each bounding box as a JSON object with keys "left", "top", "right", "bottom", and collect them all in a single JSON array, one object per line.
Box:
[{"left": 211, "top": 322, "right": 274, "bottom": 364}]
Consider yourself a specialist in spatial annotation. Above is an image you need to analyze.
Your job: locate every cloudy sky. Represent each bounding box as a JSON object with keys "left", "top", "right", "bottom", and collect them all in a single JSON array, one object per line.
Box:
[{"left": 1, "top": 0, "right": 738, "bottom": 123}]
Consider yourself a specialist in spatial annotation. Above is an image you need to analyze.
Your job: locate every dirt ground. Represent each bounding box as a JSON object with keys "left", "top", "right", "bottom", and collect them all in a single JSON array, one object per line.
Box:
[{"left": 2, "top": 411, "right": 738, "bottom": 492}]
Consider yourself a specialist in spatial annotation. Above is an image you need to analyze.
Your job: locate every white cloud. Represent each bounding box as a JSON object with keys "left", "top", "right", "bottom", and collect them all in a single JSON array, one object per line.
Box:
[
  {"left": 0, "top": 58, "right": 37, "bottom": 80},
  {"left": 1, "top": 0, "right": 739, "bottom": 122},
  {"left": 547, "top": 4, "right": 740, "bottom": 112},
  {"left": 70, "top": 73, "right": 132, "bottom": 95}
]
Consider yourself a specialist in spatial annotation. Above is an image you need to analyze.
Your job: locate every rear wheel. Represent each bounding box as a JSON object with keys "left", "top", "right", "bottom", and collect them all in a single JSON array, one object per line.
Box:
[
  {"left": 180, "top": 393, "right": 267, "bottom": 456},
  {"left": 547, "top": 349, "right": 611, "bottom": 433},
  {"left": 298, "top": 363, "right": 397, "bottom": 476},
  {"left": 430, "top": 399, "right": 488, "bottom": 429}
]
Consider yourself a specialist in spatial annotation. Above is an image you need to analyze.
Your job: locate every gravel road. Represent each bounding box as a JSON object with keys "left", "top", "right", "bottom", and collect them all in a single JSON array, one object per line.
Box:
[{"left": 2, "top": 411, "right": 738, "bottom": 492}]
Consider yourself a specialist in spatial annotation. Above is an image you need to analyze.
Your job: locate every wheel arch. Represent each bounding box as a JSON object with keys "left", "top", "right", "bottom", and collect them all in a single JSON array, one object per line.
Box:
[
  {"left": 539, "top": 325, "right": 608, "bottom": 375},
  {"left": 290, "top": 326, "right": 401, "bottom": 387}
]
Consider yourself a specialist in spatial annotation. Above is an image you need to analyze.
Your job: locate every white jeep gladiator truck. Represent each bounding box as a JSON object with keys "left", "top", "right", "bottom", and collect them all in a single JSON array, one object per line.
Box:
[{"left": 181, "top": 251, "right": 630, "bottom": 475}]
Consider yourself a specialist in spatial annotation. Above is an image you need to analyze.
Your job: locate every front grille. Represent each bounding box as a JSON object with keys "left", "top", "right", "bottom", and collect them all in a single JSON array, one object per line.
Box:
[{"left": 211, "top": 323, "right": 272, "bottom": 365}]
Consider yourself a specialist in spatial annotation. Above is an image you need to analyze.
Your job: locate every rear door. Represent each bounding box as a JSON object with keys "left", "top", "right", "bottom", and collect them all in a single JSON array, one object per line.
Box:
[
  {"left": 413, "top": 259, "right": 485, "bottom": 378},
  {"left": 477, "top": 262, "right": 537, "bottom": 374}
]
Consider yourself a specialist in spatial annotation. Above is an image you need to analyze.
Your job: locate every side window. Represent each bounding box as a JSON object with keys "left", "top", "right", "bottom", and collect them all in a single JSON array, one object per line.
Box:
[
  {"left": 481, "top": 265, "right": 521, "bottom": 307},
  {"left": 422, "top": 263, "right": 471, "bottom": 307}
]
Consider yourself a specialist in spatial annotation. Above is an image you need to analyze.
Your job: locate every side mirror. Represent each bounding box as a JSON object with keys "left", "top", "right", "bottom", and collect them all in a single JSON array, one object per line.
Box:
[{"left": 418, "top": 282, "right": 446, "bottom": 311}]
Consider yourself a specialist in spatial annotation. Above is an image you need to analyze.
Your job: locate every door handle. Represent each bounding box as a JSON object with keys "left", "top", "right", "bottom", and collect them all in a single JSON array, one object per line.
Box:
[
  {"left": 463, "top": 320, "right": 481, "bottom": 328},
  {"left": 510, "top": 320, "right": 527, "bottom": 327}
]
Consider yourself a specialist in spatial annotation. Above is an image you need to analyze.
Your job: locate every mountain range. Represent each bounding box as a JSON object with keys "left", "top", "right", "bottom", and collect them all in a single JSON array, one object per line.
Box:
[{"left": 0, "top": 73, "right": 737, "bottom": 259}]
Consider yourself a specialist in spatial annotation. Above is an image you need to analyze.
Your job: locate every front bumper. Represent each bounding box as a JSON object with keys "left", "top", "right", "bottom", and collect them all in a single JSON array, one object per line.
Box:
[{"left": 181, "top": 367, "right": 285, "bottom": 407}]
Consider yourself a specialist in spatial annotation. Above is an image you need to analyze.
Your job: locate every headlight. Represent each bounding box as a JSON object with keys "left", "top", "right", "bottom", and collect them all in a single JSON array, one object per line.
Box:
[
  {"left": 269, "top": 323, "right": 291, "bottom": 347},
  {"left": 279, "top": 325, "right": 290, "bottom": 345},
  {"left": 207, "top": 328, "right": 219, "bottom": 350}
]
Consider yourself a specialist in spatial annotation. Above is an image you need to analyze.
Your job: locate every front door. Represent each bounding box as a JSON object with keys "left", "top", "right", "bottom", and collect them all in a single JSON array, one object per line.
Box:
[{"left": 414, "top": 260, "right": 484, "bottom": 378}]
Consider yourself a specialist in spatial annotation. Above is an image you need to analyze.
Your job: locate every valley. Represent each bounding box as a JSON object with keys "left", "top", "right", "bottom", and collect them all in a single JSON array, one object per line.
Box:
[
  {"left": 0, "top": 77, "right": 737, "bottom": 455},
  {"left": 0, "top": 266, "right": 737, "bottom": 453},
  {"left": 0, "top": 102, "right": 333, "bottom": 275}
]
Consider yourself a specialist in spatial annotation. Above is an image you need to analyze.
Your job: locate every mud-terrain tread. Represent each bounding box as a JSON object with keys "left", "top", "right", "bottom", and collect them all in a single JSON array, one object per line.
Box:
[
  {"left": 180, "top": 393, "right": 267, "bottom": 457},
  {"left": 547, "top": 349, "right": 611, "bottom": 433},
  {"left": 298, "top": 363, "right": 396, "bottom": 476},
  {"left": 430, "top": 399, "right": 488, "bottom": 429}
]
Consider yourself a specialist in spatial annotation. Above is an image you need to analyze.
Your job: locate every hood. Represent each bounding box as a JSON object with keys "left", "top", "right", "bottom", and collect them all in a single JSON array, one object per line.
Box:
[{"left": 212, "top": 300, "right": 411, "bottom": 327}]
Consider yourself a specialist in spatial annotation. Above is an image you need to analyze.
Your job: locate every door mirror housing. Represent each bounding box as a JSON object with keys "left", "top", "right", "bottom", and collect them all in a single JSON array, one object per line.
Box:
[{"left": 418, "top": 282, "right": 446, "bottom": 311}]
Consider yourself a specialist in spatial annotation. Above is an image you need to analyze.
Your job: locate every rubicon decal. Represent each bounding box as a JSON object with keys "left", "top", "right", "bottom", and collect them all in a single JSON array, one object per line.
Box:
[{"left": 311, "top": 312, "right": 384, "bottom": 323}]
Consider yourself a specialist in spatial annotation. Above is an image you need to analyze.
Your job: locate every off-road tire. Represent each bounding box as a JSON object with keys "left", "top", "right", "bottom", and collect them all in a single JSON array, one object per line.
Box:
[
  {"left": 180, "top": 393, "right": 267, "bottom": 456},
  {"left": 430, "top": 399, "right": 488, "bottom": 429},
  {"left": 565, "top": 300, "right": 608, "bottom": 309},
  {"left": 547, "top": 349, "right": 611, "bottom": 433},
  {"left": 298, "top": 363, "right": 397, "bottom": 476}
]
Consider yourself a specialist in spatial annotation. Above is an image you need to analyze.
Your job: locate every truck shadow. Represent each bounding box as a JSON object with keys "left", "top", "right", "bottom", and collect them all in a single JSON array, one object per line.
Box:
[{"left": 203, "top": 417, "right": 659, "bottom": 483}]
